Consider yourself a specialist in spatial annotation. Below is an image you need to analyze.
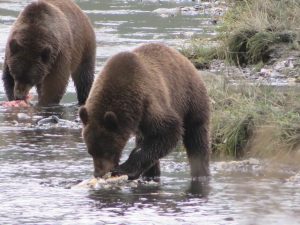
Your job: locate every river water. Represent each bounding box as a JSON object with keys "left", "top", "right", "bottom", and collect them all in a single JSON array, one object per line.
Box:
[{"left": 0, "top": 0, "right": 299, "bottom": 224}]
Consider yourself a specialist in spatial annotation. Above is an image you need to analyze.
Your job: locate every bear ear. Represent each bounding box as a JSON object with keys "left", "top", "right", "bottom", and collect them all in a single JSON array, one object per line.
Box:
[
  {"left": 40, "top": 46, "right": 52, "bottom": 63},
  {"left": 104, "top": 111, "right": 118, "bottom": 131},
  {"left": 9, "top": 39, "right": 21, "bottom": 55},
  {"left": 79, "top": 106, "right": 88, "bottom": 125}
]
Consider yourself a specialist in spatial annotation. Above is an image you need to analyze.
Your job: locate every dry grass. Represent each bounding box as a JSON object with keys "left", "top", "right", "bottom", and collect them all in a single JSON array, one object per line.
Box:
[
  {"left": 181, "top": 0, "right": 300, "bottom": 67},
  {"left": 204, "top": 75, "right": 300, "bottom": 159},
  {"left": 220, "top": 0, "right": 300, "bottom": 65},
  {"left": 180, "top": 0, "right": 300, "bottom": 159}
]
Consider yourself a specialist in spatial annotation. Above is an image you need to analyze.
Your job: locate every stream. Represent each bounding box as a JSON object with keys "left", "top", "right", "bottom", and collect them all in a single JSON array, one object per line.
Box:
[{"left": 0, "top": 0, "right": 299, "bottom": 224}]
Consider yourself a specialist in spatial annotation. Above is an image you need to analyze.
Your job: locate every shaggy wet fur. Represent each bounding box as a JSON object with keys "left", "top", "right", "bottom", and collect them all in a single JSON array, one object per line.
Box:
[
  {"left": 2, "top": 0, "right": 96, "bottom": 106},
  {"left": 80, "top": 43, "right": 211, "bottom": 180}
]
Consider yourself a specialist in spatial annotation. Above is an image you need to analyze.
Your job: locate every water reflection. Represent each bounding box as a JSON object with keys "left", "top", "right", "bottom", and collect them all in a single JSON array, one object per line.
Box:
[{"left": 87, "top": 182, "right": 210, "bottom": 224}]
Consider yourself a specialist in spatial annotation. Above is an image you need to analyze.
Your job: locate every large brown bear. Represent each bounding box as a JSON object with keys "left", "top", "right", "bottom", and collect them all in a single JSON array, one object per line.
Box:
[
  {"left": 2, "top": 0, "right": 96, "bottom": 106},
  {"left": 79, "top": 43, "right": 210, "bottom": 180}
]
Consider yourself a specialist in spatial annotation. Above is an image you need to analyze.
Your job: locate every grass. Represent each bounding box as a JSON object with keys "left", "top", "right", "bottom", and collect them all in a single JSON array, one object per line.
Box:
[
  {"left": 181, "top": 0, "right": 300, "bottom": 67},
  {"left": 179, "top": 0, "right": 300, "bottom": 159},
  {"left": 179, "top": 40, "right": 219, "bottom": 69},
  {"left": 205, "top": 75, "right": 300, "bottom": 159}
]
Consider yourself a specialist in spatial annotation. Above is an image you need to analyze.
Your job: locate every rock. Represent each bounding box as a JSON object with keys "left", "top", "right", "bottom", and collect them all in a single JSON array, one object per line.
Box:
[
  {"left": 215, "top": 158, "right": 262, "bottom": 173},
  {"left": 17, "top": 113, "right": 31, "bottom": 120},
  {"left": 36, "top": 115, "right": 80, "bottom": 129},
  {"left": 37, "top": 115, "right": 60, "bottom": 125},
  {"left": 152, "top": 7, "right": 180, "bottom": 17}
]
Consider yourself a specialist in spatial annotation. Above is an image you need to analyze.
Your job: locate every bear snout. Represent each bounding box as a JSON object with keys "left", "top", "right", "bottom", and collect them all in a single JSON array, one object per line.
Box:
[
  {"left": 14, "top": 82, "right": 31, "bottom": 100},
  {"left": 93, "top": 157, "right": 116, "bottom": 178}
]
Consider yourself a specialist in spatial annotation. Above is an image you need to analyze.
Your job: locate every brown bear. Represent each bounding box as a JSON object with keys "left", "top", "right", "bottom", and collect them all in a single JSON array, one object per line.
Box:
[
  {"left": 2, "top": 0, "right": 96, "bottom": 106},
  {"left": 79, "top": 43, "right": 211, "bottom": 180}
]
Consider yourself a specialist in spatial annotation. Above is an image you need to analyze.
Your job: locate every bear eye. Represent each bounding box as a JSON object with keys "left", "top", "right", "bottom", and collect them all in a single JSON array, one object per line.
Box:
[{"left": 40, "top": 47, "right": 51, "bottom": 63}]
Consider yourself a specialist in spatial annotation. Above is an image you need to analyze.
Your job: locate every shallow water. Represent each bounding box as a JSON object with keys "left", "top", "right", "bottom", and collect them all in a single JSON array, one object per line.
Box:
[{"left": 0, "top": 1, "right": 299, "bottom": 224}]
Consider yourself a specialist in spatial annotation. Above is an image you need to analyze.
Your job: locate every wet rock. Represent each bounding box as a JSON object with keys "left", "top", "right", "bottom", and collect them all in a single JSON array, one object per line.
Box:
[
  {"left": 152, "top": 7, "right": 181, "bottom": 17},
  {"left": 36, "top": 115, "right": 80, "bottom": 129},
  {"left": 17, "top": 113, "right": 31, "bottom": 120},
  {"left": 207, "top": 48, "right": 300, "bottom": 86},
  {"left": 37, "top": 115, "right": 60, "bottom": 125},
  {"left": 32, "top": 115, "right": 43, "bottom": 120},
  {"left": 12, "top": 120, "right": 18, "bottom": 125}
]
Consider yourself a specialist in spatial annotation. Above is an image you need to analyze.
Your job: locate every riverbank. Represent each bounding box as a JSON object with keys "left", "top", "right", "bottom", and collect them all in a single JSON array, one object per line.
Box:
[
  {"left": 181, "top": 0, "right": 300, "bottom": 159},
  {"left": 182, "top": 0, "right": 300, "bottom": 85},
  {"left": 203, "top": 72, "right": 300, "bottom": 161}
]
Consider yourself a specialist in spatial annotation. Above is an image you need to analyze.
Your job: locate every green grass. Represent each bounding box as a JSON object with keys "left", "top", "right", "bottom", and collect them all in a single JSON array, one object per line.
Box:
[
  {"left": 181, "top": 0, "right": 300, "bottom": 67},
  {"left": 179, "top": 0, "right": 300, "bottom": 159},
  {"left": 205, "top": 75, "right": 300, "bottom": 159},
  {"left": 179, "top": 40, "right": 219, "bottom": 69}
]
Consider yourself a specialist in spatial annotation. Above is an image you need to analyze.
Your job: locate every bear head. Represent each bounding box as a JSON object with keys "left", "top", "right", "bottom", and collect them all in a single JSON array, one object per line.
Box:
[
  {"left": 6, "top": 26, "right": 57, "bottom": 100},
  {"left": 79, "top": 106, "right": 130, "bottom": 178}
]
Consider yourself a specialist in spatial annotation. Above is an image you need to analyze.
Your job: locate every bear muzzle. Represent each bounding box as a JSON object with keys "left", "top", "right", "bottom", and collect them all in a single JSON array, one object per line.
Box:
[
  {"left": 14, "top": 82, "right": 32, "bottom": 101},
  {"left": 93, "top": 157, "right": 116, "bottom": 178}
]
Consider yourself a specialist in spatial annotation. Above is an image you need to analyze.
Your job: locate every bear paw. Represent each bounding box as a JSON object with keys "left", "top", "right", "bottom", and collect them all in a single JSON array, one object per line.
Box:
[{"left": 111, "top": 166, "right": 142, "bottom": 180}]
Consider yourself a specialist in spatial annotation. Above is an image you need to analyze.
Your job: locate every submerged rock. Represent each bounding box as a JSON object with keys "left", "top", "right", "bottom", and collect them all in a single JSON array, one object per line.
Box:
[
  {"left": 36, "top": 115, "right": 80, "bottom": 129},
  {"left": 37, "top": 115, "right": 60, "bottom": 125}
]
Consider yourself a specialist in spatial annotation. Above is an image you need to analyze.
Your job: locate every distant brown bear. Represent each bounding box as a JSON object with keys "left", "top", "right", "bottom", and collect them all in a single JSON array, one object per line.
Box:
[
  {"left": 2, "top": 0, "right": 96, "bottom": 106},
  {"left": 79, "top": 43, "right": 210, "bottom": 180}
]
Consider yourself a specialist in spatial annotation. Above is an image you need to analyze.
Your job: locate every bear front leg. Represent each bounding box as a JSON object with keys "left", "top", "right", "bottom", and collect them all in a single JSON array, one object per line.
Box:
[
  {"left": 37, "top": 58, "right": 70, "bottom": 106},
  {"left": 112, "top": 111, "right": 182, "bottom": 180},
  {"left": 128, "top": 133, "right": 162, "bottom": 181},
  {"left": 130, "top": 138, "right": 161, "bottom": 181},
  {"left": 2, "top": 60, "right": 15, "bottom": 101}
]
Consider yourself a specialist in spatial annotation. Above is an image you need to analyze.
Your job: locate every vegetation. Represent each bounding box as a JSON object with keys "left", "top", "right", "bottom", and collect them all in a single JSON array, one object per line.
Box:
[
  {"left": 179, "top": 0, "right": 300, "bottom": 159},
  {"left": 205, "top": 75, "right": 300, "bottom": 159},
  {"left": 181, "top": 0, "right": 300, "bottom": 67}
]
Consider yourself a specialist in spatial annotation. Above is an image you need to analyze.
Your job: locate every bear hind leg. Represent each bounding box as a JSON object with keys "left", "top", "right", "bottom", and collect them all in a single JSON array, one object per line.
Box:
[
  {"left": 72, "top": 53, "right": 95, "bottom": 105},
  {"left": 183, "top": 122, "right": 210, "bottom": 178}
]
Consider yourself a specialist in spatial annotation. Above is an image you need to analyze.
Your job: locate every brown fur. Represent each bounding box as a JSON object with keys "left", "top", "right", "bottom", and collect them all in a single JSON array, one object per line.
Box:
[
  {"left": 2, "top": 0, "right": 96, "bottom": 106},
  {"left": 80, "top": 43, "right": 211, "bottom": 180}
]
